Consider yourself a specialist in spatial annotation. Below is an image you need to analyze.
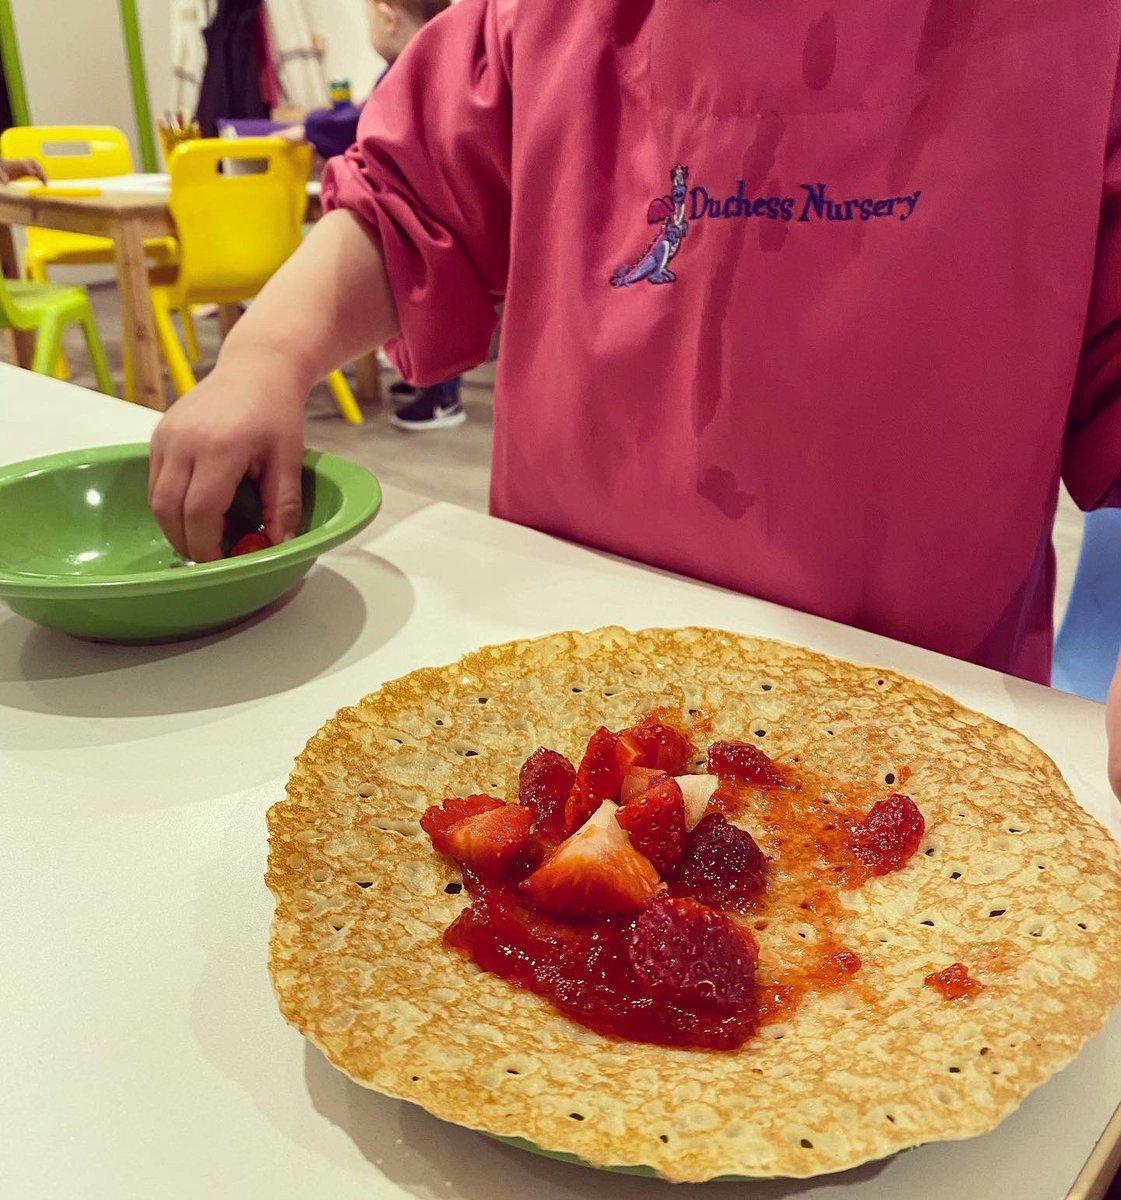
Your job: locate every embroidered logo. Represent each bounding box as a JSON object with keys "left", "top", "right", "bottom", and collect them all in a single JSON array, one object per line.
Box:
[
  {"left": 610, "top": 164, "right": 690, "bottom": 288},
  {"left": 688, "top": 181, "right": 923, "bottom": 223},
  {"left": 610, "top": 168, "right": 924, "bottom": 290}
]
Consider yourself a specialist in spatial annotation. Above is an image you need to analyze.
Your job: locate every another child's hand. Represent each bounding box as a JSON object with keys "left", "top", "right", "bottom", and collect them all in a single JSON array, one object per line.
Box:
[
  {"left": 149, "top": 356, "right": 306, "bottom": 563},
  {"left": 0, "top": 157, "right": 46, "bottom": 185},
  {"left": 1107, "top": 652, "right": 1121, "bottom": 802}
]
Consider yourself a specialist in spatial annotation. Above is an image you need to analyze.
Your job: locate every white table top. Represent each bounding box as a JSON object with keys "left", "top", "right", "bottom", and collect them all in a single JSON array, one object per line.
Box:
[{"left": 1, "top": 364, "right": 1119, "bottom": 1200}]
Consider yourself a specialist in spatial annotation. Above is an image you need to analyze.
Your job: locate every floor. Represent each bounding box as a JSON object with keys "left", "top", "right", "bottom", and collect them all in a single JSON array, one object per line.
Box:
[{"left": 28, "top": 282, "right": 1087, "bottom": 629}]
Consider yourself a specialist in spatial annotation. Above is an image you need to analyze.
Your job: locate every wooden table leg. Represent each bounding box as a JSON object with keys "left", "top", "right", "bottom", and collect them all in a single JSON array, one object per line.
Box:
[
  {"left": 0, "top": 223, "right": 34, "bottom": 369},
  {"left": 112, "top": 217, "right": 166, "bottom": 410},
  {"left": 353, "top": 352, "right": 382, "bottom": 407}
]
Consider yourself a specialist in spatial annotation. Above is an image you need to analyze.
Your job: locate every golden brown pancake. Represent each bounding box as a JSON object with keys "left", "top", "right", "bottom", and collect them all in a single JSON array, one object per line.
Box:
[{"left": 267, "top": 627, "right": 1121, "bottom": 1181}]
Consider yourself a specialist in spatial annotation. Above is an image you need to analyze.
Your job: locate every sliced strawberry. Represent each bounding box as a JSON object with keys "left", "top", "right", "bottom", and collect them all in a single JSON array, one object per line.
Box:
[
  {"left": 423, "top": 797, "right": 533, "bottom": 879},
  {"left": 229, "top": 531, "right": 272, "bottom": 556},
  {"left": 620, "top": 766, "right": 668, "bottom": 805},
  {"left": 618, "top": 717, "right": 697, "bottom": 775},
  {"left": 564, "top": 727, "right": 640, "bottom": 833},
  {"left": 628, "top": 894, "right": 759, "bottom": 1014},
  {"left": 615, "top": 777, "right": 686, "bottom": 874},
  {"left": 849, "top": 793, "right": 925, "bottom": 875},
  {"left": 676, "top": 774, "right": 719, "bottom": 830},
  {"left": 668, "top": 812, "right": 768, "bottom": 910},
  {"left": 518, "top": 747, "right": 576, "bottom": 844},
  {"left": 707, "top": 740, "right": 784, "bottom": 787},
  {"left": 420, "top": 794, "right": 504, "bottom": 852},
  {"left": 521, "top": 801, "right": 660, "bottom": 916}
]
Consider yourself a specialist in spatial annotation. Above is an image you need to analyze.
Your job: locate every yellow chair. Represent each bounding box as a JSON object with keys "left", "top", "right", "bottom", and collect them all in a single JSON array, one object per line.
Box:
[
  {"left": 151, "top": 137, "right": 361, "bottom": 423},
  {"left": 0, "top": 125, "right": 199, "bottom": 373}
]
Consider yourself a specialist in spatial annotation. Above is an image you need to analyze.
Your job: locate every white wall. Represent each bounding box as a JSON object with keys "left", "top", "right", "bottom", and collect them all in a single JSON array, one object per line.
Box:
[
  {"left": 304, "top": 1, "right": 384, "bottom": 100},
  {"left": 138, "top": 0, "right": 172, "bottom": 124},
  {"left": 12, "top": 0, "right": 139, "bottom": 146}
]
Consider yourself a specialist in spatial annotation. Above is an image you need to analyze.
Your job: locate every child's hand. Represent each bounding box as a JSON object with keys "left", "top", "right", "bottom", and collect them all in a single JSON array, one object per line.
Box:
[
  {"left": 0, "top": 157, "right": 46, "bottom": 185},
  {"left": 149, "top": 356, "right": 306, "bottom": 563},
  {"left": 1107, "top": 653, "right": 1121, "bottom": 802},
  {"left": 149, "top": 209, "right": 397, "bottom": 562}
]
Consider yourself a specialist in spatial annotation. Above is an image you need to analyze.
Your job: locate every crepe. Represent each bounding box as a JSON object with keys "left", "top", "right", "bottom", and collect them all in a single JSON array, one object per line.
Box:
[{"left": 266, "top": 627, "right": 1121, "bottom": 1181}]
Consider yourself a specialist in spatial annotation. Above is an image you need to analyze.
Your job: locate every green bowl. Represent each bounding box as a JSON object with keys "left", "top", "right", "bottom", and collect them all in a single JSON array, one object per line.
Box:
[
  {"left": 489, "top": 1134, "right": 757, "bottom": 1181},
  {"left": 0, "top": 443, "right": 381, "bottom": 642}
]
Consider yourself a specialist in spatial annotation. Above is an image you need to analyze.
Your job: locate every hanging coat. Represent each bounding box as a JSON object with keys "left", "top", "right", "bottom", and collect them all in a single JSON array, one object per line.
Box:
[
  {"left": 264, "top": 0, "right": 329, "bottom": 111},
  {"left": 195, "top": 0, "right": 270, "bottom": 135},
  {"left": 170, "top": 0, "right": 215, "bottom": 117}
]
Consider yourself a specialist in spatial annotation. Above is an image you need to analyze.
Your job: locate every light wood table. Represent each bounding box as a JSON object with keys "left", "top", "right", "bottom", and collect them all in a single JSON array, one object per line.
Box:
[
  {"left": 0, "top": 179, "right": 382, "bottom": 413},
  {"left": 0, "top": 186, "right": 174, "bottom": 409}
]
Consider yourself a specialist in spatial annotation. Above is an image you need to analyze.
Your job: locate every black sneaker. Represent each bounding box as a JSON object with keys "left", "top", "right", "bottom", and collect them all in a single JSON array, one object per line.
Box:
[
  {"left": 389, "top": 381, "right": 417, "bottom": 397},
  {"left": 389, "top": 383, "right": 466, "bottom": 431}
]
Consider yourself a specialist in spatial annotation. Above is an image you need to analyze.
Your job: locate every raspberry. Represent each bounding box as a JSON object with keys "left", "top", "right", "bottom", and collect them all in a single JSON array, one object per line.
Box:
[{"left": 668, "top": 812, "right": 768, "bottom": 909}]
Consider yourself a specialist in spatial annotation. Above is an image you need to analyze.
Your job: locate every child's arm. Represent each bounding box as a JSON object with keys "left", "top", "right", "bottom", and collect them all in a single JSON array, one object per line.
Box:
[
  {"left": 148, "top": 209, "right": 398, "bottom": 563},
  {"left": 152, "top": 0, "right": 510, "bottom": 563}
]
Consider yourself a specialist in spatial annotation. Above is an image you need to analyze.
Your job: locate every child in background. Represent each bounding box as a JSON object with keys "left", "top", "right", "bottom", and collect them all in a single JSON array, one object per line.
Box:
[
  {"left": 287, "top": 0, "right": 463, "bottom": 430},
  {"left": 148, "top": 1, "right": 1121, "bottom": 795}
]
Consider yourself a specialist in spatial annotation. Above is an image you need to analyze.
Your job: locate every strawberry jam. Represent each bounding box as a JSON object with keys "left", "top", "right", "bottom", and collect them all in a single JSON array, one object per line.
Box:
[
  {"left": 445, "top": 880, "right": 758, "bottom": 1048},
  {"left": 924, "top": 962, "right": 985, "bottom": 1000}
]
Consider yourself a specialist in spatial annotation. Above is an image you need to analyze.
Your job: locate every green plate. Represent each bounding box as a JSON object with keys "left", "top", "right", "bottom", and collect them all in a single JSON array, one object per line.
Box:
[
  {"left": 488, "top": 1134, "right": 759, "bottom": 1181},
  {"left": 0, "top": 442, "right": 381, "bottom": 641}
]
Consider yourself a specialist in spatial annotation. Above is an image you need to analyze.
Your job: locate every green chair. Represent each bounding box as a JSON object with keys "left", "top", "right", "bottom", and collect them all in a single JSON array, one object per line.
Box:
[{"left": 0, "top": 274, "right": 115, "bottom": 395}]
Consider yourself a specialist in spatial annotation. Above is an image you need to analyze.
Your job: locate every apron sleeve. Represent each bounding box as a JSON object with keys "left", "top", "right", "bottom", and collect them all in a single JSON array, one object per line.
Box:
[
  {"left": 1065, "top": 50, "right": 1121, "bottom": 510},
  {"left": 321, "top": 0, "right": 510, "bottom": 385}
]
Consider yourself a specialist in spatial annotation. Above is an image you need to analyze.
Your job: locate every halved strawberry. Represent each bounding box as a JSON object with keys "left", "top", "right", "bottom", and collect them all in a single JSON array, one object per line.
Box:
[
  {"left": 420, "top": 794, "right": 504, "bottom": 851},
  {"left": 518, "top": 747, "right": 576, "bottom": 844},
  {"left": 615, "top": 777, "right": 686, "bottom": 874},
  {"left": 628, "top": 894, "right": 759, "bottom": 1014},
  {"left": 707, "top": 740, "right": 784, "bottom": 787},
  {"left": 420, "top": 795, "right": 532, "bottom": 878},
  {"left": 620, "top": 766, "right": 668, "bottom": 805},
  {"left": 564, "top": 727, "right": 640, "bottom": 833},
  {"left": 618, "top": 717, "right": 697, "bottom": 774},
  {"left": 521, "top": 801, "right": 661, "bottom": 916},
  {"left": 668, "top": 812, "right": 768, "bottom": 910}
]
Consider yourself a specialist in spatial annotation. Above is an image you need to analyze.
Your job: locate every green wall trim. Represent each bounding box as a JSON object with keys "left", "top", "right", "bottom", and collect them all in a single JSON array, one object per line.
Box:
[
  {"left": 118, "top": 0, "right": 157, "bottom": 170},
  {"left": 0, "top": 0, "right": 30, "bottom": 126}
]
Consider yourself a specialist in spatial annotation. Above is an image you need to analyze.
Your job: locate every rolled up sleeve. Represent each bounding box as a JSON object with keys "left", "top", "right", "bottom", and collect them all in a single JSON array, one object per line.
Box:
[{"left": 321, "top": 0, "right": 511, "bottom": 385}]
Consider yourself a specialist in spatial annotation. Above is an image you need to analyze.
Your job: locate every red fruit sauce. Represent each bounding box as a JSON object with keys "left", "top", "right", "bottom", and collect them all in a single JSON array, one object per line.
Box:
[
  {"left": 445, "top": 881, "right": 759, "bottom": 1049},
  {"left": 924, "top": 962, "right": 985, "bottom": 1000}
]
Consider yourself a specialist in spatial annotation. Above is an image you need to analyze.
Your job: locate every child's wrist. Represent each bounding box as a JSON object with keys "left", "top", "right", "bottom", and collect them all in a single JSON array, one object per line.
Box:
[{"left": 215, "top": 334, "right": 319, "bottom": 402}]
